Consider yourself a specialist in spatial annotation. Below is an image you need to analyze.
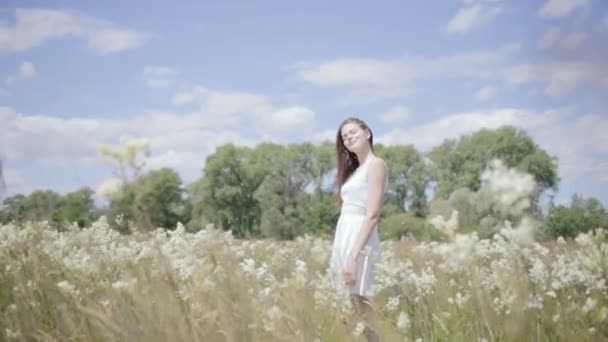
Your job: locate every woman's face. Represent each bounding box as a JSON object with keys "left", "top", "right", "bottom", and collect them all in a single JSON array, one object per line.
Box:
[{"left": 340, "top": 122, "right": 369, "bottom": 153}]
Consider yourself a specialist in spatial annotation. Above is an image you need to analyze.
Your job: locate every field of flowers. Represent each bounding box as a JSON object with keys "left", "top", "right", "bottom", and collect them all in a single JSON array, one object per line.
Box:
[{"left": 1, "top": 216, "right": 607, "bottom": 341}]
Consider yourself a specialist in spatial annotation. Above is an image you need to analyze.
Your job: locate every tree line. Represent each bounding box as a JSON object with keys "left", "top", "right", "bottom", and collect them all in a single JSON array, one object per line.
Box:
[{"left": 1, "top": 126, "right": 606, "bottom": 240}]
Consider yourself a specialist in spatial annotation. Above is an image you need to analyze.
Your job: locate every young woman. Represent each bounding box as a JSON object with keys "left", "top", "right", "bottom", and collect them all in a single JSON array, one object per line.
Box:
[{"left": 330, "top": 117, "right": 387, "bottom": 341}]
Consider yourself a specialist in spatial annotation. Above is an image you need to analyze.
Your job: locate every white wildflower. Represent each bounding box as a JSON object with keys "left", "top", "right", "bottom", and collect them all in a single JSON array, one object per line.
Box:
[
  {"left": 385, "top": 296, "right": 400, "bottom": 312},
  {"left": 56, "top": 280, "right": 79, "bottom": 296},
  {"left": 267, "top": 305, "right": 282, "bottom": 321},
  {"left": 397, "top": 311, "right": 410, "bottom": 331},
  {"left": 5, "top": 328, "right": 20, "bottom": 339},
  {"left": 428, "top": 210, "right": 459, "bottom": 237},
  {"left": 455, "top": 292, "right": 469, "bottom": 308},
  {"left": 202, "top": 279, "right": 216, "bottom": 293},
  {"left": 353, "top": 322, "right": 366, "bottom": 336},
  {"left": 582, "top": 297, "right": 597, "bottom": 314},
  {"left": 500, "top": 217, "right": 536, "bottom": 245},
  {"left": 240, "top": 258, "right": 256, "bottom": 276},
  {"left": 112, "top": 277, "right": 137, "bottom": 290}
]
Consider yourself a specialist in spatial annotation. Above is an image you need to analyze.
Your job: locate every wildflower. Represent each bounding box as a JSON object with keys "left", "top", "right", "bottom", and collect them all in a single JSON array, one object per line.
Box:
[
  {"left": 397, "top": 311, "right": 410, "bottom": 331},
  {"left": 385, "top": 296, "right": 400, "bottom": 312},
  {"left": 267, "top": 305, "right": 282, "bottom": 321},
  {"left": 582, "top": 297, "right": 597, "bottom": 314},
  {"left": 353, "top": 322, "right": 365, "bottom": 336},
  {"left": 202, "top": 279, "right": 216, "bottom": 292},
  {"left": 5, "top": 328, "right": 20, "bottom": 339},
  {"left": 56, "top": 280, "right": 79, "bottom": 296},
  {"left": 455, "top": 292, "right": 469, "bottom": 308}
]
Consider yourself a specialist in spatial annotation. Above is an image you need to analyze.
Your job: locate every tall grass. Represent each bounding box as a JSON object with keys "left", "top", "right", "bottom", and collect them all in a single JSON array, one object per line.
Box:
[{"left": 1, "top": 218, "right": 607, "bottom": 341}]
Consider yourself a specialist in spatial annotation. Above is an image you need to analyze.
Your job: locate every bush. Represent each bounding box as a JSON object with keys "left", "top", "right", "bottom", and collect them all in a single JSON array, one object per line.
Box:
[
  {"left": 543, "top": 195, "right": 608, "bottom": 239},
  {"left": 380, "top": 212, "right": 441, "bottom": 241}
]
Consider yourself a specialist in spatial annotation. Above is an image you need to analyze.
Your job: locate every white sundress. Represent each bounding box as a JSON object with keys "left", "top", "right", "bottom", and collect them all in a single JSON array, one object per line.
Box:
[{"left": 329, "top": 157, "right": 387, "bottom": 297}]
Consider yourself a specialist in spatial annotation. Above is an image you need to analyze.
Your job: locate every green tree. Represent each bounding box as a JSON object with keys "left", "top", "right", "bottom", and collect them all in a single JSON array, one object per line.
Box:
[
  {"left": 61, "top": 187, "right": 97, "bottom": 227},
  {"left": 545, "top": 195, "right": 608, "bottom": 239},
  {"left": 191, "top": 144, "right": 265, "bottom": 237},
  {"left": 428, "top": 126, "right": 559, "bottom": 204},
  {"left": 133, "top": 168, "right": 187, "bottom": 230},
  {"left": 0, "top": 194, "right": 27, "bottom": 223},
  {"left": 23, "top": 190, "right": 63, "bottom": 222},
  {"left": 253, "top": 144, "right": 314, "bottom": 239},
  {"left": 106, "top": 168, "right": 187, "bottom": 232},
  {"left": 376, "top": 144, "right": 429, "bottom": 216}
]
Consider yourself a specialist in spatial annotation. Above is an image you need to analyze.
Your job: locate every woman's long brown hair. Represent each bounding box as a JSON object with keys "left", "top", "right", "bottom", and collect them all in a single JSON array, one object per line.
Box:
[{"left": 335, "top": 117, "right": 374, "bottom": 208}]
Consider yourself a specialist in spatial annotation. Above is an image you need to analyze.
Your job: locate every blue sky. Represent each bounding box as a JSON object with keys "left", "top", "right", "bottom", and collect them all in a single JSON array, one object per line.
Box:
[{"left": 1, "top": 0, "right": 607, "bottom": 206}]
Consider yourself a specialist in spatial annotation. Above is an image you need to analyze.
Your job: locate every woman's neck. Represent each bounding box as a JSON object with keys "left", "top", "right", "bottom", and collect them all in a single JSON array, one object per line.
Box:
[{"left": 356, "top": 149, "right": 372, "bottom": 165}]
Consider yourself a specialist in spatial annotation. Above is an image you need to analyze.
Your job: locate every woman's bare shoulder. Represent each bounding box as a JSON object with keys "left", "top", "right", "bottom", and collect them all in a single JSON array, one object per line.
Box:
[{"left": 368, "top": 155, "right": 387, "bottom": 173}]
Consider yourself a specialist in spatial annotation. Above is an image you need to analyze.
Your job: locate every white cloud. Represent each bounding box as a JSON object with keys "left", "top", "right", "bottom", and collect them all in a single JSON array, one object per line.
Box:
[
  {"left": 0, "top": 8, "right": 145, "bottom": 55},
  {"left": 172, "top": 86, "right": 271, "bottom": 122},
  {"left": 143, "top": 66, "right": 178, "bottom": 89},
  {"left": 539, "top": 0, "right": 588, "bottom": 18},
  {"left": 380, "top": 105, "right": 412, "bottom": 124},
  {"left": 377, "top": 108, "right": 558, "bottom": 150},
  {"left": 5, "top": 61, "right": 37, "bottom": 86},
  {"left": 1, "top": 167, "right": 26, "bottom": 196},
  {"left": 446, "top": 1, "right": 504, "bottom": 34},
  {"left": 86, "top": 28, "right": 143, "bottom": 55},
  {"left": 260, "top": 106, "right": 316, "bottom": 132},
  {"left": 292, "top": 58, "right": 413, "bottom": 101},
  {"left": 311, "top": 129, "right": 336, "bottom": 144},
  {"left": 506, "top": 62, "right": 608, "bottom": 97},
  {"left": 475, "top": 85, "right": 497, "bottom": 101},
  {"left": 293, "top": 42, "right": 608, "bottom": 101},
  {"left": 538, "top": 27, "right": 587, "bottom": 50},
  {"left": 0, "top": 88, "right": 8, "bottom": 96},
  {"left": 291, "top": 43, "right": 520, "bottom": 103},
  {"left": 0, "top": 83, "right": 316, "bottom": 182},
  {"left": 19, "top": 61, "right": 36, "bottom": 79},
  {"left": 0, "top": 107, "right": 256, "bottom": 184}
]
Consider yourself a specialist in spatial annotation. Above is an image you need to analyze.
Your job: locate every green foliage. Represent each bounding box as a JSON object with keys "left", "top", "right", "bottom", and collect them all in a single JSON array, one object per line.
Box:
[
  {"left": 0, "top": 188, "right": 97, "bottom": 229},
  {"left": 254, "top": 144, "right": 313, "bottom": 239},
  {"left": 23, "top": 190, "right": 63, "bottom": 221},
  {"left": 303, "top": 194, "right": 338, "bottom": 237},
  {"left": 3, "top": 126, "right": 604, "bottom": 242},
  {"left": 544, "top": 195, "right": 608, "bottom": 239},
  {"left": 428, "top": 126, "right": 559, "bottom": 205},
  {"left": 429, "top": 188, "right": 481, "bottom": 234},
  {"left": 134, "top": 168, "right": 188, "bottom": 230},
  {"left": 191, "top": 144, "right": 266, "bottom": 237},
  {"left": 107, "top": 168, "right": 188, "bottom": 232},
  {"left": 376, "top": 144, "right": 430, "bottom": 216},
  {"left": 379, "top": 212, "right": 440, "bottom": 241},
  {"left": 61, "top": 187, "right": 97, "bottom": 227},
  {"left": 0, "top": 194, "right": 27, "bottom": 223}
]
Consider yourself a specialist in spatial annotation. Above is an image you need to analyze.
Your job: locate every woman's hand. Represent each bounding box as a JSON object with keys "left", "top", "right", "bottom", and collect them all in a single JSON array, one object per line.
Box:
[{"left": 343, "top": 257, "right": 358, "bottom": 287}]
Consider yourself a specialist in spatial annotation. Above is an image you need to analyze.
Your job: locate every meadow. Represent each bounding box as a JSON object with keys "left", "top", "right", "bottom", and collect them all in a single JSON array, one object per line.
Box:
[{"left": 1, "top": 217, "right": 607, "bottom": 341}]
